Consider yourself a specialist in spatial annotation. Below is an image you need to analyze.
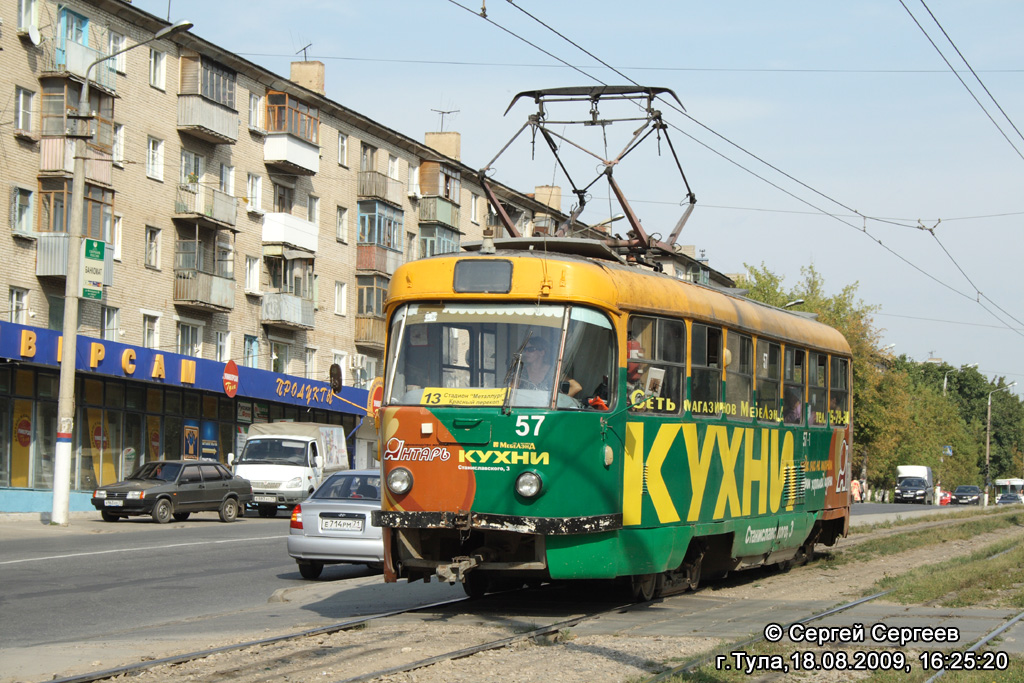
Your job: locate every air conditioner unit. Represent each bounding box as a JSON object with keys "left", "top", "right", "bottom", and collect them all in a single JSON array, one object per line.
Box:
[
  {"left": 407, "top": 191, "right": 422, "bottom": 200},
  {"left": 349, "top": 354, "right": 364, "bottom": 370}
]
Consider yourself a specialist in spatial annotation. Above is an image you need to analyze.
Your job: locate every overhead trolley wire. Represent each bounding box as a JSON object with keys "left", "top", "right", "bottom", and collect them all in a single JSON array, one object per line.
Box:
[{"left": 454, "top": 0, "right": 1023, "bottom": 339}]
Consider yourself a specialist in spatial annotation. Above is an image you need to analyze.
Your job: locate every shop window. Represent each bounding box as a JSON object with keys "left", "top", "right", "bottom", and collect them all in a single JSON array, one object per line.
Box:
[
  {"left": 34, "top": 401, "right": 57, "bottom": 489},
  {"left": 183, "top": 393, "right": 201, "bottom": 417},
  {"left": 146, "top": 388, "right": 163, "bottom": 413},
  {"left": 126, "top": 386, "right": 145, "bottom": 411},
  {"left": 165, "top": 416, "right": 182, "bottom": 459},
  {"left": 38, "top": 373, "right": 58, "bottom": 399},
  {"left": 14, "top": 370, "right": 34, "bottom": 397},
  {"left": 219, "top": 398, "right": 234, "bottom": 421},
  {"left": 105, "top": 383, "right": 124, "bottom": 408},
  {"left": 165, "top": 390, "right": 182, "bottom": 415},
  {"left": 203, "top": 395, "right": 218, "bottom": 418}
]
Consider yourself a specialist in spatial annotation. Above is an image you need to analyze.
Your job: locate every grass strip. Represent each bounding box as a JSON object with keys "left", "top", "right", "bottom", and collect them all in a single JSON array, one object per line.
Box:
[
  {"left": 850, "top": 506, "right": 1010, "bottom": 536},
  {"left": 820, "top": 512, "right": 1024, "bottom": 569}
]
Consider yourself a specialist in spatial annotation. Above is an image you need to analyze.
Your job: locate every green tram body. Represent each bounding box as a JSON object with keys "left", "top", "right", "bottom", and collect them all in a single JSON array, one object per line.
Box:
[{"left": 373, "top": 243, "right": 852, "bottom": 597}]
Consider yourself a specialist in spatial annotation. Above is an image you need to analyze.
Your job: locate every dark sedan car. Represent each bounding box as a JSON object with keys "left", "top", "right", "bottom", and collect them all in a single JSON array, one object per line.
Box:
[
  {"left": 950, "top": 485, "right": 983, "bottom": 505},
  {"left": 92, "top": 460, "right": 253, "bottom": 523}
]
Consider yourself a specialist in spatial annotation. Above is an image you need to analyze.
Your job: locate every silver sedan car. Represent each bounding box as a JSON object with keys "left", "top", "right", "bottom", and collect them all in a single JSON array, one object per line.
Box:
[{"left": 287, "top": 470, "right": 384, "bottom": 579}]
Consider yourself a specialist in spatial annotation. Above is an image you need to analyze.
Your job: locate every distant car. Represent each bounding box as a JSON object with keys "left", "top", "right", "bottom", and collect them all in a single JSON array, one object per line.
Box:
[
  {"left": 996, "top": 492, "right": 1024, "bottom": 505},
  {"left": 91, "top": 460, "right": 253, "bottom": 523},
  {"left": 287, "top": 470, "right": 384, "bottom": 579},
  {"left": 939, "top": 490, "right": 951, "bottom": 506},
  {"left": 895, "top": 477, "right": 933, "bottom": 505},
  {"left": 950, "top": 485, "right": 983, "bottom": 505}
]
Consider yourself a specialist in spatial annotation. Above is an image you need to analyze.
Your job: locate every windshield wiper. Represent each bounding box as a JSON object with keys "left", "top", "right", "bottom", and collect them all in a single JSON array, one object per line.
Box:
[{"left": 502, "top": 331, "right": 533, "bottom": 415}]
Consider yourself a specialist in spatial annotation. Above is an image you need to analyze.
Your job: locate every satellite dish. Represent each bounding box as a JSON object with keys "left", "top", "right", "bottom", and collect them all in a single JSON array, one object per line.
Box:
[{"left": 28, "top": 25, "right": 42, "bottom": 46}]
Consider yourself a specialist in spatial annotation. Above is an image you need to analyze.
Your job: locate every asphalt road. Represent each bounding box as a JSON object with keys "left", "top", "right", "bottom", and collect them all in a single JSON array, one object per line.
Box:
[{"left": 0, "top": 510, "right": 461, "bottom": 654}]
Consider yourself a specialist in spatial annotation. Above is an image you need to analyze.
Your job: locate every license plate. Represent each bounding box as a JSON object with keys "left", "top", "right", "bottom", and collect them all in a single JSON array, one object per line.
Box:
[
  {"left": 320, "top": 518, "right": 363, "bottom": 532},
  {"left": 104, "top": 499, "right": 123, "bottom": 507},
  {"left": 254, "top": 495, "right": 277, "bottom": 503}
]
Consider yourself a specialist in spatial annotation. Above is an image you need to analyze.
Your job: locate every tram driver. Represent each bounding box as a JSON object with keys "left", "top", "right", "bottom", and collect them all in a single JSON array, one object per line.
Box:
[{"left": 518, "top": 336, "right": 583, "bottom": 398}]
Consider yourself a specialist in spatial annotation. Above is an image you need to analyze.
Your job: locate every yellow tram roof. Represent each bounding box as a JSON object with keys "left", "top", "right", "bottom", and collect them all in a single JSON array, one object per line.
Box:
[{"left": 387, "top": 247, "right": 851, "bottom": 356}]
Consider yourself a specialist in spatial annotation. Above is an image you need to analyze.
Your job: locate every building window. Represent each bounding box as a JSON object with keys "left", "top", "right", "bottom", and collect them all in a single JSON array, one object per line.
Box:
[
  {"left": 360, "top": 143, "right": 376, "bottom": 172},
  {"left": 305, "top": 348, "right": 316, "bottom": 379},
  {"left": 357, "top": 274, "right": 388, "bottom": 317},
  {"left": 113, "top": 124, "right": 125, "bottom": 165},
  {"left": 200, "top": 57, "right": 236, "bottom": 108},
  {"left": 441, "top": 166, "right": 461, "bottom": 201},
  {"left": 177, "top": 322, "right": 201, "bottom": 357},
  {"left": 180, "top": 149, "right": 203, "bottom": 188},
  {"left": 143, "top": 314, "right": 159, "bottom": 349},
  {"left": 271, "top": 341, "right": 289, "bottom": 374},
  {"left": 101, "top": 306, "right": 119, "bottom": 341},
  {"left": 388, "top": 154, "right": 400, "bottom": 180},
  {"left": 38, "top": 181, "right": 111, "bottom": 239},
  {"left": 48, "top": 295, "right": 64, "bottom": 331},
  {"left": 109, "top": 32, "right": 127, "bottom": 73},
  {"left": 471, "top": 193, "right": 480, "bottom": 224},
  {"left": 243, "top": 335, "right": 259, "bottom": 368},
  {"left": 336, "top": 206, "right": 349, "bottom": 243},
  {"left": 307, "top": 195, "right": 319, "bottom": 224},
  {"left": 149, "top": 49, "right": 166, "bottom": 90},
  {"left": 145, "top": 226, "right": 161, "bottom": 269},
  {"left": 112, "top": 215, "right": 122, "bottom": 260},
  {"left": 9, "top": 288, "right": 29, "bottom": 324},
  {"left": 245, "top": 256, "right": 260, "bottom": 292},
  {"left": 14, "top": 87, "right": 34, "bottom": 132},
  {"left": 249, "top": 93, "right": 264, "bottom": 130},
  {"left": 334, "top": 281, "right": 347, "bottom": 316},
  {"left": 332, "top": 351, "right": 348, "bottom": 386},
  {"left": 338, "top": 133, "right": 348, "bottom": 166},
  {"left": 17, "top": 0, "right": 37, "bottom": 31},
  {"left": 419, "top": 225, "right": 460, "bottom": 257},
  {"left": 246, "top": 173, "right": 262, "bottom": 212},
  {"left": 146, "top": 137, "right": 164, "bottom": 180},
  {"left": 273, "top": 183, "right": 293, "bottom": 213},
  {"left": 12, "top": 188, "right": 33, "bottom": 234},
  {"left": 408, "top": 164, "right": 420, "bottom": 196},
  {"left": 61, "top": 9, "right": 87, "bottom": 46},
  {"left": 265, "top": 91, "right": 318, "bottom": 144},
  {"left": 219, "top": 164, "right": 234, "bottom": 195},
  {"left": 357, "top": 200, "right": 404, "bottom": 251},
  {"left": 215, "top": 331, "right": 230, "bottom": 362}
]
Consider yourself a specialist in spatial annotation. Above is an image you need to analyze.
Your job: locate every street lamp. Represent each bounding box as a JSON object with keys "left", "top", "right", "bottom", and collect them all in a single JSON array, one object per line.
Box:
[
  {"left": 51, "top": 19, "right": 193, "bottom": 527},
  {"left": 943, "top": 363, "right": 978, "bottom": 396},
  {"left": 783, "top": 299, "right": 804, "bottom": 309},
  {"left": 984, "top": 380, "right": 1018, "bottom": 506}
]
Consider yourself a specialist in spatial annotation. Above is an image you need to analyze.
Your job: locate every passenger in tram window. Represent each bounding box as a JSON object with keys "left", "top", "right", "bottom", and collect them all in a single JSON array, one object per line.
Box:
[{"left": 784, "top": 387, "right": 802, "bottom": 424}]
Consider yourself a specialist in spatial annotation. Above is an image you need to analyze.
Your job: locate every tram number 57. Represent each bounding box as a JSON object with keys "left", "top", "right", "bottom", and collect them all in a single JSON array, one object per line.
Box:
[{"left": 515, "top": 415, "right": 546, "bottom": 436}]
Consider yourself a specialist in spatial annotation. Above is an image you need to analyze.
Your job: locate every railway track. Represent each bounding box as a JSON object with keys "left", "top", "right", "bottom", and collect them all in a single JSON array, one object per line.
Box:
[{"left": 47, "top": 510, "right": 1017, "bottom": 683}]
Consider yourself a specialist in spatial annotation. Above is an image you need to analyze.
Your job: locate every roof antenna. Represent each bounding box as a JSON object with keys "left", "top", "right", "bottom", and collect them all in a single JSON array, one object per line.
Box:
[
  {"left": 296, "top": 43, "right": 313, "bottom": 61},
  {"left": 431, "top": 108, "right": 459, "bottom": 132}
]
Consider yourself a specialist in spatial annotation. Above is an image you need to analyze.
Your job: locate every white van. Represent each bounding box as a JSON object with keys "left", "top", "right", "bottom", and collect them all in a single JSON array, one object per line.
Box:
[{"left": 229, "top": 423, "right": 349, "bottom": 517}]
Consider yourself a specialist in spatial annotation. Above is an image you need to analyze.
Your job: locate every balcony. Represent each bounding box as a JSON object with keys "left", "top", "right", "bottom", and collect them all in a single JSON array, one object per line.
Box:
[
  {"left": 358, "top": 171, "right": 404, "bottom": 206},
  {"left": 355, "top": 315, "right": 387, "bottom": 349},
  {"left": 43, "top": 40, "right": 116, "bottom": 92},
  {"left": 356, "top": 244, "right": 403, "bottom": 276},
  {"left": 177, "top": 95, "right": 239, "bottom": 144},
  {"left": 39, "top": 138, "right": 112, "bottom": 185},
  {"left": 35, "top": 233, "right": 113, "bottom": 285},
  {"left": 172, "top": 269, "right": 235, "bottom": 311},
  {"left": 262, "top": 211, "right": 318, "bottom": 254},
  {"left": 174, "top": 185, "right": 238, "bottom": 229},
  {"left": 418, "top": 196, "right": 460, "bottom": 230},
  {"left": 263, "top": 133, "right": 318, "bottom": 175},
  {"left": 261, "top": 292, "right": 314, "bottom": 330}
]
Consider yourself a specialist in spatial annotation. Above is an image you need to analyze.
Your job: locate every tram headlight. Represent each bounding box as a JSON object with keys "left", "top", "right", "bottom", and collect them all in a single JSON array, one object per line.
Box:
[
  {"left": 387, "top": 467, "right": 413, "bottom": 495},
  {"left": 515, "top": 471, "right": 543, "bottom": 498}
]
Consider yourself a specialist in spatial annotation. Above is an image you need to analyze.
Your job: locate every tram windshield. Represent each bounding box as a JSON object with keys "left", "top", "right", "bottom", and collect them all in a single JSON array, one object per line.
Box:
[{"left": 385, "top": 302, "right": 616, "bottom": 410}]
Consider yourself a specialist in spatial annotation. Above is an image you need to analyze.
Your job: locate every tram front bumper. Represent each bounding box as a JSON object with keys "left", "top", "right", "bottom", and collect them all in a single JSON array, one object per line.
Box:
[{"left": 372, "top": 510, "right": 622, "bottom": 535}]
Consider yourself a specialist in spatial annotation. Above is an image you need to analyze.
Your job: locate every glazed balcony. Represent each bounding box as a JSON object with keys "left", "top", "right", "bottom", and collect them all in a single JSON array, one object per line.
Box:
[{"left": 43, "top": 40, "right": 116, "bottom": 92}]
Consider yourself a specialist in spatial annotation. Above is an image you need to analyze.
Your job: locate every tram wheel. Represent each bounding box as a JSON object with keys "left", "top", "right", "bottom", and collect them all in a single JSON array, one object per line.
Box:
[{"left": 630, "top": 574, "right": 658, "bottom": 602}]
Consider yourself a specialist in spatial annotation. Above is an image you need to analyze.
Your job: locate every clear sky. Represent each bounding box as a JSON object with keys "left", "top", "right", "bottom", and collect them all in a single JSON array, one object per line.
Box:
[{"left": 138, "top": 0, "right": 1024, "bottom": 393}]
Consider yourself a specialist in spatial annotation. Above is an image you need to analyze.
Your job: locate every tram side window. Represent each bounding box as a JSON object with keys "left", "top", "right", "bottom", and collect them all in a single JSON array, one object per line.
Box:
[
  {"left": 561, "top": 307, "right": 617, "bottom": 410},
  {"left": 756, "top": 339, "right": 782, "bottom": 422},
  {"left": 626, "top": 315, "right": 684, "bottom": 414},
  {"left": 808, "top": 352, "right": 828, "bottom": 426},
  {"left": 783, "top": 347, "right": 805, "bottom": 425},
  {"left": 691, "top": 323, "right": 722, "bottom": 416},
  {"left": 724, "top": 332, "right": 753, "bottom": 414},
  {"left": 830, "top": 356, "right": 850, "bottom": 426}
]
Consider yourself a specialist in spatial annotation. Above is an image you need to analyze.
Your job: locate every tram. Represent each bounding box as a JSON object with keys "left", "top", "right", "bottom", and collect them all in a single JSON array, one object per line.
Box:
[
  {"left": 371, "top": 87, "right": 852, "bottom": 599},
  {"left": 372, "top": 239, "right": 852, "bottom": 599}
]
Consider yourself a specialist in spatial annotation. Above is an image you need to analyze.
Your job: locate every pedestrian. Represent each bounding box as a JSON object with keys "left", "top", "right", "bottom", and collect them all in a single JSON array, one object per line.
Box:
[{"left": 851, "top": 478, "right": 862, "bottom": 503}]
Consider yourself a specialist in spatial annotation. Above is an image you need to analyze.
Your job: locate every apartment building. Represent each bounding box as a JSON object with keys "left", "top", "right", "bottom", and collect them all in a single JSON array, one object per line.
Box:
[{"left": 0, "top": 0, "right": 570, "bottom": 512}]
